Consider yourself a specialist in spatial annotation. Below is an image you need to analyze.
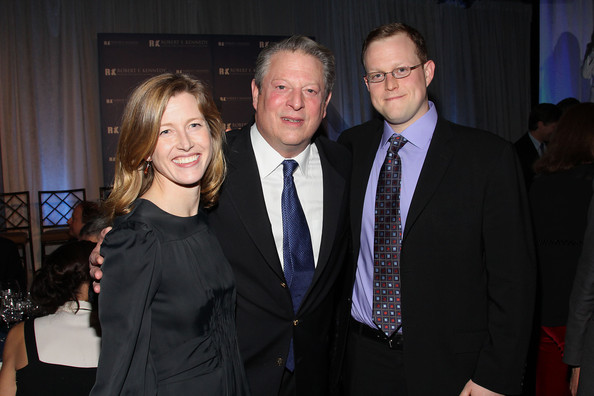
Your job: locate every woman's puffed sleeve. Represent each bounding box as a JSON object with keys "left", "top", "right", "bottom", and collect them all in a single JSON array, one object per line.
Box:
[{"left": 90, "top": 221, "right": 161, "bottom": 396}]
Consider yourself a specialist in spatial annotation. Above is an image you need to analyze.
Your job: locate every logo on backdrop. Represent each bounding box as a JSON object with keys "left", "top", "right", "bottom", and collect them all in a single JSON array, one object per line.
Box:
[
  {"left": 219, "top": 96, "right": 251, "bottom": 102},
  {"left": 218, "top": 67, "right": 255, "bottom": 76},
  {"left": 98, "top": 33, "right": 288, "bottom": 186},
  {"left": 149, "top": 39, "right": 208, "bottom": 48},
  {"left": 104, "top": 67, "right": 168, "bottom": 76}
]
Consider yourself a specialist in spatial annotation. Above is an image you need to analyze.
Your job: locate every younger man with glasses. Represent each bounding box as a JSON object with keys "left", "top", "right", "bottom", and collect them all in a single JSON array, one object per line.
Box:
[{"left": 337, "top": 22, "right": 535, "bottom": 396}]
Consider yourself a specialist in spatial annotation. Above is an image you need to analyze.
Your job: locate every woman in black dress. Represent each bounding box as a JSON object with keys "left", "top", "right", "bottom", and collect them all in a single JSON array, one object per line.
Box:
[{"left": 90, "top": 74, "right": 249, "bottom": 395}]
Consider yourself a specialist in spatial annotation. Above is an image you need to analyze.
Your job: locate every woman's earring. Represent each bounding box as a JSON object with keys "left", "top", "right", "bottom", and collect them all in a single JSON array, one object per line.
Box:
[{"left": 144, "top": 161, "right": 152, "bottom": 175}]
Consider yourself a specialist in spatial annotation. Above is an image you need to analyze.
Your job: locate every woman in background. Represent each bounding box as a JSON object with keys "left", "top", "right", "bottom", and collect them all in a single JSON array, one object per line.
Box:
[
  {"left": 90, "top": 73, "right": 248, "bottom": 395},
  {"left": 0, "top": 240, "right": 100, "bottom": 395},
  {"left": 67, "top": 201, "right": 101, "bottom": 240},
  {"left": 529, "top": 103, "right": 594, "bottom": 395}
]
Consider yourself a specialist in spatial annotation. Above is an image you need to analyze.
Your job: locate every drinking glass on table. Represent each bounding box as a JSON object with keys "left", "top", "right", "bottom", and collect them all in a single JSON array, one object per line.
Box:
[
  {"left": 0, "top": 281, "right": 24, "bottom": 328},
  {"left": 0, "top": 280, "right": 23, "bottom": 350}
]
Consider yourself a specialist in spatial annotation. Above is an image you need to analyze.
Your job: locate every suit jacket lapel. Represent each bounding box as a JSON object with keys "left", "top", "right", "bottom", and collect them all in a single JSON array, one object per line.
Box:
[
  {"left": 313, "top": 138, "right": 346, "bottom": 281},
  {"left": 225, "top": 128, "right": 285, "bottom": 280},
  {"left": 404, "top": 119, "right": 455, "bottom": 238},
  {"left": 350, "top": 122, "right": 384, "bottom": 253},
  {"left": 284, "top": 137, "right": 348, "bottom": 313}
]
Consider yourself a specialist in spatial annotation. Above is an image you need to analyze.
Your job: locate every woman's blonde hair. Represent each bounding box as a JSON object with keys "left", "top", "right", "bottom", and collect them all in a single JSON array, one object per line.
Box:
[{"left": 104, "top": 73, "right": 226, "bottom": 219}]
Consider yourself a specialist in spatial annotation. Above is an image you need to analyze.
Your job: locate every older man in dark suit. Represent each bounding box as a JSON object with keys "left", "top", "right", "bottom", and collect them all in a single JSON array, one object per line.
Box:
[
  {"left": 208, "top": 36, "right": 351, "bottom": 396},
  {"left": 337, "top": 23, "right": 535, "bottom": 396}
]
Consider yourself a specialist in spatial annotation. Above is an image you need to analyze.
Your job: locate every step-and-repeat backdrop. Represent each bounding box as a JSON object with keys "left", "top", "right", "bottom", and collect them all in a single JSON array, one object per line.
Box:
[{"left": 98, "top": 33, "right": 285, "bottom": 186}]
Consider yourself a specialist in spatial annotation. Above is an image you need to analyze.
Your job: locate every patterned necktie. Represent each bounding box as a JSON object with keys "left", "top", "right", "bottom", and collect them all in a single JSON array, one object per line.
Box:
[
  {"left": 373, "top": 134, "right": 407, "bottom": 337},
  {"left": 282, "top": 159, "right": 315, "bottom": 371}
]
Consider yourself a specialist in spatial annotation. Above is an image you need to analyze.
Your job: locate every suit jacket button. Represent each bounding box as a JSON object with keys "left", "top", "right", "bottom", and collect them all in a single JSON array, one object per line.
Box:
[
  {"left": 293, "top": 319, "right": 299, "bottom": 326},
  {"left": 276, "top": 357, "right": 284, "bottom": 366},
  {"left": 280, "top": 282, "right": 287, "bottom": 288}
]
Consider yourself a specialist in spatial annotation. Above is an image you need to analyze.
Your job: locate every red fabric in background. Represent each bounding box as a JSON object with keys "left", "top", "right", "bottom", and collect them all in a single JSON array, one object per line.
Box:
[{"left": 535, "top": 326, "right": 571, "bottom": 396}]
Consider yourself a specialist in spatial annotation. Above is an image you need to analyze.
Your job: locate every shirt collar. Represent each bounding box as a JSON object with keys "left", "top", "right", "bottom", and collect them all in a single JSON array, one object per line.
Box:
[
  {"left": 381, "top": 100, "right": 438, "bottom": 150},
  {"left": 528, "top": 131, "right": 543, "bottom": 149},
  {"left": 58, "top": 300, "right": 92, "bottom": 313},
  {"left": 250, "top": 123, "right": 312, "bottom": 178}
]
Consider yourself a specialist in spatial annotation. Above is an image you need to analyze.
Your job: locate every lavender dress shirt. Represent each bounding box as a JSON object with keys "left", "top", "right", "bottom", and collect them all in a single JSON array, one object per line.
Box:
[{"left": 351, "top": 102, "right": 438, "bottom": 329}]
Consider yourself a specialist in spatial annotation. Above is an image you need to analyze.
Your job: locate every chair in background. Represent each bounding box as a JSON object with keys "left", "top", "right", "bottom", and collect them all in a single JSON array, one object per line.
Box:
[
  {"left": 0, "top": 191, "right": 35, "bottom": 280},
  {"left": 99, "top": 186, "right": 112, "bottom": 202},
  {"left": 38, "top": 189, "right": 86, "bottom": 261}
]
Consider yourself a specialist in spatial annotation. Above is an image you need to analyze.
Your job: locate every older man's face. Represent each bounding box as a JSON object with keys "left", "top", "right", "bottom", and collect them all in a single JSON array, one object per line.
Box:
[{"left": 251, "top": 50, "right": 331, "bottom": 158}]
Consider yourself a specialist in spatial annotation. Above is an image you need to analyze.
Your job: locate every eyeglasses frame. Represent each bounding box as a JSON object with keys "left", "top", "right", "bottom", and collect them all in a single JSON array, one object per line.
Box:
[{"left": 364, "top": 63, "right": 425, "bottom": 84}]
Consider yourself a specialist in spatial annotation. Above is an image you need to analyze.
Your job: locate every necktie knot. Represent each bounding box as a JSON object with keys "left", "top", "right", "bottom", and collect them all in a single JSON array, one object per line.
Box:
[
  {"left": 388, "top": 134, "right": 407, "bottom": 154},
  {"left": 283, "top": 159, "right": 299, "bottom": 178}
]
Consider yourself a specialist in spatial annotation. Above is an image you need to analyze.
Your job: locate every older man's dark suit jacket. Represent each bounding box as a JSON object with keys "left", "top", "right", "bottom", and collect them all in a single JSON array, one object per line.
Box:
[
  {"left": 208, "top": 125, "right": 351, "bottom": 396},
  {"left": 338, "top": 118, "right": 536, "bottom": 395}
]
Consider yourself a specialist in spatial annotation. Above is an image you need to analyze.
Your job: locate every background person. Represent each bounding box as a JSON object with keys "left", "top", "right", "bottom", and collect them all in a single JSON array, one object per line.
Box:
[
  {"left": 0, "top": 240, "right": 99, "bottom": 396},
  {"left": 515, "top": 103, "right": 562, "bottom": 186},
  {"left": 557, "top": 97, "right": 580, "bottom": 115},
  {"left": 67, "top": 201, "right": 101, "bottom": 240},
  {"left": 78, "top": 215, "right": 110, "bottom": 243},
  {"left": 564, "top": 188, "right": 594, "bottom": 396},
  {"left": 529, "top": 102, "right": 594, "bottom": 396},
  {"left": 0, "top": 237, "right": 27, "bottom": 292}
]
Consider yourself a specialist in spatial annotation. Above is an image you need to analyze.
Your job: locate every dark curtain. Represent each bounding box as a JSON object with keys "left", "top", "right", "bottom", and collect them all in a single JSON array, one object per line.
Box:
[{"left": 0, "top": 0, "right": 532, "bottom": 267}]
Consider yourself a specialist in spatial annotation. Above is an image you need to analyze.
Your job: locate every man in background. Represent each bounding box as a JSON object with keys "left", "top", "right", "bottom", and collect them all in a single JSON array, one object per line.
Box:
[{"left": 514, "top": 103, "right": 562, "bottom": 186}]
